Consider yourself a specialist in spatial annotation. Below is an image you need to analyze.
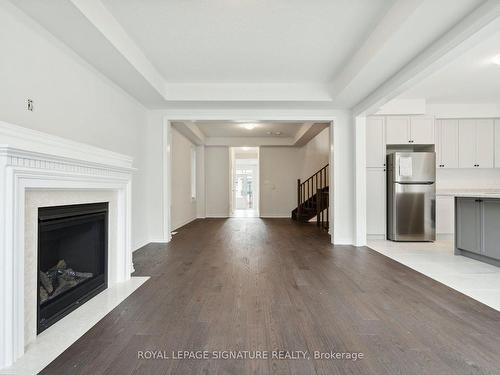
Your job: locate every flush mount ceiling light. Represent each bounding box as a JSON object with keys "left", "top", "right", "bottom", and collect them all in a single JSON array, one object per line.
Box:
[
  {"left": 265, "top": 131, "right": 282, "bottom": 136},
  {"left": 493, "top": 55, "right": 500, "bottom": 65},
  {"left": 240, "top": 123, "right": 257, "bottom": 130}
]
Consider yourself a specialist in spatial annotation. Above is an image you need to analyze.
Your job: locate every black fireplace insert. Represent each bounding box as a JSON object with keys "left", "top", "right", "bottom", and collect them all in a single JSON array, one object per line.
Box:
[{"left": 37, "top": 202, "right": 108, "bottom": 333}]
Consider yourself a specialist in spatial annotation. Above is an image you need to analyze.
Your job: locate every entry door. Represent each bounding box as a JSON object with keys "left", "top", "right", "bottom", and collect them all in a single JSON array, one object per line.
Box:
[{"left": 234, "top": 169, "right": 254, "bottom": 209}]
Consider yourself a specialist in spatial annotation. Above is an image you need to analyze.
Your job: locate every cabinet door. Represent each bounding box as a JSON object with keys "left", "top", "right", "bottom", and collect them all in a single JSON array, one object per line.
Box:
[
  {"left": 458, "top": 120, "right": 476, "bottom": 168},
  {"left": 366, "top": 168, "right": 386, "bottom": 236},
  {"left": 475, "top": 119, "right": 494, "bottom": 168},
  {"left": 366, "top": 117, "right": 385, "bottom": 168},
  {"left": 439, "top": 119, "right": 459, "bottom": 168},
  {"left": 436, "top": 196, "right": 454, "bottom": 234},
  {"left": 482, "top": 199, "right": 500, "bottom": 260},
  {"left": 410, "top": 116, "right": 434, "bottom": 144},
  {"left": 495, "top": 120, "right": 500, "bottom": 168},
  {"left": 456, "top": 198, "right": 481, "bottom": 254},
  {"left": 385, "top": 116, "right": 409, "bottom": 144}
]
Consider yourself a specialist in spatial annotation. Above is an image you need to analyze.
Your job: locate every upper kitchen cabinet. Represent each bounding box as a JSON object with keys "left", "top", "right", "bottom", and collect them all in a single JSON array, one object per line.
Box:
[
  {"left": 476, "top": 120, "right": 494, "bottom": 168},
  {"left": 495, "top": 120, "right": 500, "bottom": 168},
  {"left": 385, "top": 116, "right": 434, "bottom": 145},
  {"left": 366, "top": 116, "right": 385, "bottom": 168},
  {"left": 385, "top": 116, "right": 409, "bottom": 144},
  {"left": 458, "top": 119, "right": 494, "bottom": 169},
  {"left": 436, "top": 119, "right": 459, "bottom": 169},
  {"left": 410, "top": 116, "right": 435, "bottom": 144}
]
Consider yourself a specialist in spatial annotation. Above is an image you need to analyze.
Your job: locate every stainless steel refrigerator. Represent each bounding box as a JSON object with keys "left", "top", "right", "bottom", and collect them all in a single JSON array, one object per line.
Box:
[{"left": 387, "top": 152, "right": 436, "bottom": 242}]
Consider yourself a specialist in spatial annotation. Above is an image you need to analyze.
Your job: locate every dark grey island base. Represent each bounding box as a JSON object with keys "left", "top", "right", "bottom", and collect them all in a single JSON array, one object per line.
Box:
[{"left": 455, "top": 196, "right": 500, "bottom": 267}]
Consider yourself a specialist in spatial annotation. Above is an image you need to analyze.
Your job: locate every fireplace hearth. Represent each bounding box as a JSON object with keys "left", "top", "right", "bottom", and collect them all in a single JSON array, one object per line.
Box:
[{"left": 37, "top": 202, "right": 108, "bottom": 333}]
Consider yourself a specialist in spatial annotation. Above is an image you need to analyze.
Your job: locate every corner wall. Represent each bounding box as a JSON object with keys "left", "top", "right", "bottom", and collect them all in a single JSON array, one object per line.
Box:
[
  {"left": 205, "top": 146, "right": 230, "bottom": 217},
  {"left": 0, "top": 3, "right": 149, "bottom": 249},
  {"left": 171, "top": 128, "right": 197, "bottom": 229},
  {"left": 259, "top": 147, "right": 301, "bottom": 217}
]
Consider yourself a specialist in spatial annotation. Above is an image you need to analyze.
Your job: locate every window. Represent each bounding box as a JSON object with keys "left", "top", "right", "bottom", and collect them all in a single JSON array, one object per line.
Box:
[{"left": 191, "top": 147, "right": 196, "bottom": 200}]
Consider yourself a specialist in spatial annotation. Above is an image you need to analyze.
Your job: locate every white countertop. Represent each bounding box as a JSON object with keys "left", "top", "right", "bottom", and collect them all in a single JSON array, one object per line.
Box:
[{"left": 436, "top": 189, "right": 500, "bottom": 198}]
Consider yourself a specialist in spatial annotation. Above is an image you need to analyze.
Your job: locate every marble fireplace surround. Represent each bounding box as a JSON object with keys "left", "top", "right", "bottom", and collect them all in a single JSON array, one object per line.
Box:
[{"left": 0, "top": 121, "right": 135, "bottom": 368}]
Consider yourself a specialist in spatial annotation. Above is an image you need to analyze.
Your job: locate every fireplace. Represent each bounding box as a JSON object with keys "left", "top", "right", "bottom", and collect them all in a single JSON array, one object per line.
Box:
[{"left": 37, "top": 202, "right": 108, "bottom": 333}]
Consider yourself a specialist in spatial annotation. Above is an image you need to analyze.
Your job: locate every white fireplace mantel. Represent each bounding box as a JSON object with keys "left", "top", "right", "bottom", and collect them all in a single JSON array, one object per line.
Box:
[{"left": 0, "top": 121, "right": 135, "bottom": 368}]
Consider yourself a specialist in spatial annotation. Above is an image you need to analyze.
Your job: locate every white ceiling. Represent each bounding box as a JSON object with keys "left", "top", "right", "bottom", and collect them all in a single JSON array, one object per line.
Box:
[
  {"left": 8, "top": 0, "right": 497, "bottom": 109},
  {"left": 102, "top": 0, "right": 391, "bottom": 83},
  {"left": 192, "top": 121, "right": 309, "bottom": 138},
  {"left": 398, "top": 17, "right": 500, "bottom": 103}
]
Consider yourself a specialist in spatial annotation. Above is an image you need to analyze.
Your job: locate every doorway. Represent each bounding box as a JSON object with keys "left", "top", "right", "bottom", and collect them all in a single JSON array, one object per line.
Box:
[{"left": 230, "top": 147, "right": 259, "bottom": 217}]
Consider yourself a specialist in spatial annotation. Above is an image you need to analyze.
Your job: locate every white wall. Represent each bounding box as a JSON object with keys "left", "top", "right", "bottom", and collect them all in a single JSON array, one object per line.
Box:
[
  {"left": 205, "top": 146, "right": 230, "bottom": 217},
  {"left": 259, "top": 147, "right": 301, "bottom": 217},
  {"left": 0, "top": 4, "right": 149, "bottom": 249},
  {"left": 258, "top": 129, "right": 330, "bottom": 218},
  {"left": 299, "top": 127, "right": 330, "bottom": 181},
  {"left": 145, "top": 112, "right": 165, "bottom": 242},
  {"left": 171, "top": 128, "right": 197, "bottom": 230}
]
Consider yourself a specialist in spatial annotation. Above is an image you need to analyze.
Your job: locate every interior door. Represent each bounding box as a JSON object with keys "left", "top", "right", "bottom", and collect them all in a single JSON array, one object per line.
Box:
[
  {"left": 458, "top": 119, "right": 476, "bottom": 168},
  {"left": 475, "top": 119, "right": 494, "bottom": 168}
]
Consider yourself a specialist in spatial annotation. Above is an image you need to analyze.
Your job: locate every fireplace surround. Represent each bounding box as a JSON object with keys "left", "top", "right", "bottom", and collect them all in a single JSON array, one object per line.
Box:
[
  {"left": 37, "top": 202, "right": 109, "bottom": 333},
  {"left": 0, "top": 121, "right": 135, "bottom": 368}
]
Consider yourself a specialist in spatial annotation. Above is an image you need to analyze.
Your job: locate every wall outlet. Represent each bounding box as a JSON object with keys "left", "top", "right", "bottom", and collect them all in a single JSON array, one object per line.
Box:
[{"left": 27, "top": 99, "right": 33, "bottom": 111}]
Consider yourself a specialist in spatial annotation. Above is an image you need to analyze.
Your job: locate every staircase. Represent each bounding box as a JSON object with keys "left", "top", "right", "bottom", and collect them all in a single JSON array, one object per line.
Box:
[{"left": 291, "top": 164, "right": 329, "bottom": 230}]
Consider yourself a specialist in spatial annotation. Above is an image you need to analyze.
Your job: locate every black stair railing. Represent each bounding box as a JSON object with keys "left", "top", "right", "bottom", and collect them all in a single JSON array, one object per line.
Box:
[{"left": 296, "top": 164, "right": 329, "bottom": 228}]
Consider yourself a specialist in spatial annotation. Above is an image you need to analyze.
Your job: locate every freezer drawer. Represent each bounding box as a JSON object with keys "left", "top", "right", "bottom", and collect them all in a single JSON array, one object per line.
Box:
[{"left": 388, "top": 183, "right": 436, "bottom": 241}]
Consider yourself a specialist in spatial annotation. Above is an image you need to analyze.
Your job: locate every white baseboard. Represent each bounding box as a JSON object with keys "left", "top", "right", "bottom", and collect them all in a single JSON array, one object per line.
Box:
[
  {"left": 205, "top": 214, "right": 229, "bottom": 218},
  {"left": 133, "top": 239, "right": 151, "bottom": 252},
  {"left": 437, "top": 233, "right": 454, "bottom": 240},
  {"left": 172, "top": 216, "right": 197, "bottom": 231},
  {"left": 333, "top": 238, "right": 354, "bottom": 245},
  {"left": 367, "top": 234, "right": 385, "bottom": 240},
  {"left": 148, "top": 239, "right": 170, "bottom": 243},
  {"left": 260, "top": 215, "right": 290, "bottom": 218}
]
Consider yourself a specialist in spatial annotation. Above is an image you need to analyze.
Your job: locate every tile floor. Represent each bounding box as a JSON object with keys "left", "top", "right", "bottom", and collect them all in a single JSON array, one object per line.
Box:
[{"left": 368, "top": 239, "right": 500, "bottom": 311}]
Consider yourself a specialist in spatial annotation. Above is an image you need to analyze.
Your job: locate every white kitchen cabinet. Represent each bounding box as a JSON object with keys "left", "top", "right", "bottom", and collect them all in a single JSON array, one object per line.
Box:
[
  {"left": 458, "top": 119, "right": 494, "bottom": 169},
  {"left": 458, "top": 119, "right": 476, "bottom": 168},
  {"left": 476, "top": 120, "right": 494, "bottom": 168},
  {"left": 385, "top": 116, "right": 409, "bottom": 144},
  {"left": 436, "top": 196, "right": 454, "bottom": 234},
  {"left": 366, "top": 168, "right": 386, "bottom": 237},
  {"left": 366, "top": 117, "right": 385, "bottom": 168},
  {"left": 436, "top": 119, "right": 459, "bottom": 169},
  {"left": 495, "top": 120, "right": 500, "bottom": 168},
  {"left": 385, "top": 116, "right": 434, "bottom": 145},
  {"left": 410, "top": 116, "right": 434, "bottom": 144}
]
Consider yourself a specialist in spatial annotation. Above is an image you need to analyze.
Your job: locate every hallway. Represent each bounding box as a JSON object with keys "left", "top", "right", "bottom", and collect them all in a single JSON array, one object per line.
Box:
[{"left": 42, "top": 219, "right": 500, "bottom": 374}]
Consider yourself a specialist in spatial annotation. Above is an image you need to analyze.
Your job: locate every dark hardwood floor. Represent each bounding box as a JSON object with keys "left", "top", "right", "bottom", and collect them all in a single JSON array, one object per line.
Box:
[{"left": 41, "top": 218, "right": 500, "bottom": 374}]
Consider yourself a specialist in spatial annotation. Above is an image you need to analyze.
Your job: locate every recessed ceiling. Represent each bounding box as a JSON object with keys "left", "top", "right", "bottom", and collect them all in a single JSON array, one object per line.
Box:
[
  {"left": 191, "top": 121, "right": 317, "bottom": 138},
  {"left": 102, "top": 0, "right": 392, "bottom": 83},
  {"left": 398, "top": 17, "right": 500, "bottom": 103},
  {"left": 8, "top": 0, "right": 492, "bottom": 108}
]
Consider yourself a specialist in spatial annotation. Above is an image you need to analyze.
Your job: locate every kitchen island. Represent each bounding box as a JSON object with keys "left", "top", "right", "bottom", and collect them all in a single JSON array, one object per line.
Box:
[{"left": 455, "top": 194, "right": 500, "bottom": 267}]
